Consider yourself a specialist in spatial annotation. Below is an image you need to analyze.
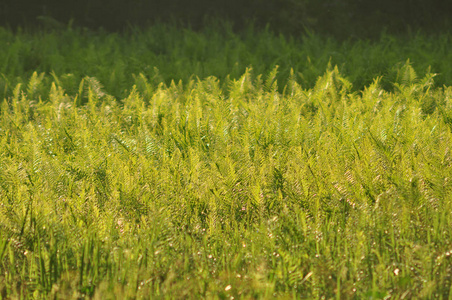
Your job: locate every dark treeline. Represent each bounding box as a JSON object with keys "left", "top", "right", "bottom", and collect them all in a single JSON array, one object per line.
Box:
[{"left": 1, "top": 0, "right": 451, "bottom": 38}]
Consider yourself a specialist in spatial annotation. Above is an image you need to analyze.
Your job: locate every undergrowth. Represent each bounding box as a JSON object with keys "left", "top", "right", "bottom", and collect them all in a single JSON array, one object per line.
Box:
[
  {"left": 1, "top": 60, "right": 452, "bottom": 298},
  {"left": 2, "top": 24, "right": 452, "bottom": 101},
  {"left": 1, "top": 25, "right": 452, "bottom": 298}
]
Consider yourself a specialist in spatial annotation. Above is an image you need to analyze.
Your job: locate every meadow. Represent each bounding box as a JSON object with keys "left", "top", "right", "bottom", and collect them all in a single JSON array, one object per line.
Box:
[{"left": 1, "top": 25, "right": 452, "bottom": 299}]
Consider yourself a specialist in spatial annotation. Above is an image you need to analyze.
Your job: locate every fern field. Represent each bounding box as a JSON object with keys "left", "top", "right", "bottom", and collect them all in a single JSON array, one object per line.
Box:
[{"left": 1, "top": 26, "right": 452, "bottom": 299}]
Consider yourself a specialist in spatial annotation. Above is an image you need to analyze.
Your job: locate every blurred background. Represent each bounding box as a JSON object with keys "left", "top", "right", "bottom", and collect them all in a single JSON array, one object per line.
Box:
[{"left": 1, "top": 0, "right": 451, "bottom": 38}]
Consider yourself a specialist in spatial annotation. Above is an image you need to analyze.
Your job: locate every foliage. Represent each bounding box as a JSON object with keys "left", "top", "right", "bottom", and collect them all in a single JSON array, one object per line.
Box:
[
  {"left": 1, "top": 27, "right": 452, "bottom": 298},
  {"left": 2, "top": 25, "right": 452, "bottom": 102}
]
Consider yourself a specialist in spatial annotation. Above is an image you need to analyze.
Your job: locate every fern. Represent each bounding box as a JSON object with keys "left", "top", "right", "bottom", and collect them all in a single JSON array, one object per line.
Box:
[{"left": 1, "top": 27, "right": 452, "bottom": 298}]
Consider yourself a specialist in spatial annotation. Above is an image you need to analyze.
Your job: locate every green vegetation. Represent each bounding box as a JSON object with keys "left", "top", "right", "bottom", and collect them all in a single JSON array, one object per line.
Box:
[
  {"left": 1, "top": 26, "right": 452, "bottom": 298},
  {"left": 2, "top": 25, "right": 452, "bottom": 100}
]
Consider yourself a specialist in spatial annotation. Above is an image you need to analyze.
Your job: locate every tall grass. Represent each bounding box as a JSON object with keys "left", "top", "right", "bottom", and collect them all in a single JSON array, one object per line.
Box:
[{"left": 1, "top": 55, "right": 452, "bottom": 297}]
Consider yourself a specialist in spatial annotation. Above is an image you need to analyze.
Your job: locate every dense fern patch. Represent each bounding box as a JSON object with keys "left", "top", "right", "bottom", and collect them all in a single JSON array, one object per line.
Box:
[{"left": 1, "top": 26, "right": 452, "bottom": 298}]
